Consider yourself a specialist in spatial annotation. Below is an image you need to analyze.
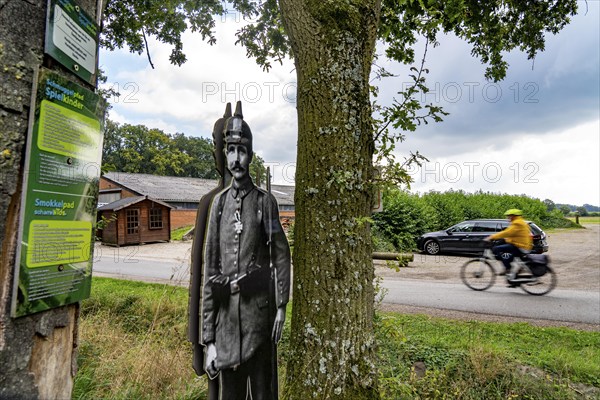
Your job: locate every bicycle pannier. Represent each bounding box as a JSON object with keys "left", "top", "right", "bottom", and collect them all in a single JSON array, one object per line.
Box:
[{"left": 526, "top": 254, "right": 549, "bottom": 277}]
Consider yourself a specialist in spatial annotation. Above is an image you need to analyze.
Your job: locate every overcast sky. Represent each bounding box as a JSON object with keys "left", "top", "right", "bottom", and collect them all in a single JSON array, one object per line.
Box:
[{"left": 99, "top": 1, "right": 599, "bottom": 206}]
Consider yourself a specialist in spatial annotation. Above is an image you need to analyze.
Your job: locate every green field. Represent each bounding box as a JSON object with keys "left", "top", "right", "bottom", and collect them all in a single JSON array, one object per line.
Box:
[
  {"left": 74, "top": 278, "right": 600, "bottom": 399},
  {"left": 568, "top": 216, "right": 600, "bottom": 224}
]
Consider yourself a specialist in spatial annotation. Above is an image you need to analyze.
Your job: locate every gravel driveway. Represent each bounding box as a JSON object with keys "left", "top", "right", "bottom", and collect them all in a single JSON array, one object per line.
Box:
[
  {"left": 376, "top": 224, "right": 600, "bottom": 291},
  {"left": 376, "top": 224, "right": 599, "bottom": 330}
]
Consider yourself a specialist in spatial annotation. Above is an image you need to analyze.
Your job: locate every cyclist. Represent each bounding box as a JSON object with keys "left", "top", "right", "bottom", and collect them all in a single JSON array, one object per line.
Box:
[{"left": 485, "top": 209, "right": 533, "bottom": 277}]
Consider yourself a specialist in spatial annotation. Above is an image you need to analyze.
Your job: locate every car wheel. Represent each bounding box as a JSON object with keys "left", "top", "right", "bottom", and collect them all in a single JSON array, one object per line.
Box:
[{"left": 424, "top": 240, "right": 440, "bottom": 255}]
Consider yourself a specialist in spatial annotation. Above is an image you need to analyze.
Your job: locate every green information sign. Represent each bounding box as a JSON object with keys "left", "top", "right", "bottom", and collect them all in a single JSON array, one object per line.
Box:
[
  {"left": 45, "top": 0, "right": 99, "bottom": 84},
  {"left": 11, "top": 68, "right": 105, "bottom": 317}
]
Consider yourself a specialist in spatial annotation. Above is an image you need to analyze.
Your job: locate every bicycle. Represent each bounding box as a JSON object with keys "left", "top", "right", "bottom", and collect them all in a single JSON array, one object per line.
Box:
[{"left": 460, "top": 243, "right": 557, "bottom": 295}]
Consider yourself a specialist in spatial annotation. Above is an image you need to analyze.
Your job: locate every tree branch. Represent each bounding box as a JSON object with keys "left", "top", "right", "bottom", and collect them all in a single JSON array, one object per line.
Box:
[
  {"left": 142, "top": 28, "right": 155, "bottom": 69},
  {"left": 374, "top": 38, "right": 430, "bottom": 141}
]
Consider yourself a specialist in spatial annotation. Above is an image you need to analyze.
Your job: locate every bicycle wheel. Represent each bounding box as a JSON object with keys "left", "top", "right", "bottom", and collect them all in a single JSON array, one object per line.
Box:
[
  {"left": 461, "top": 259, "right": 496, "bottom": 291},
  {"left": 520, "top": 267, "right": 557, "bottom": 296}
]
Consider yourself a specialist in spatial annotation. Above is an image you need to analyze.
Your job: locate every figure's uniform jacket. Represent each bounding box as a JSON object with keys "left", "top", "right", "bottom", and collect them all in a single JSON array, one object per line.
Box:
[{"left": 201, "top": 184, "right": 291, "bottom": 370}]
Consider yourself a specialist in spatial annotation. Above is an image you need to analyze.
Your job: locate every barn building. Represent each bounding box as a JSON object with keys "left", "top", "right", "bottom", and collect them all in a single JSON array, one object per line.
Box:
[{"left": 97, "top": 172, "right": 295, "bottom": 245}]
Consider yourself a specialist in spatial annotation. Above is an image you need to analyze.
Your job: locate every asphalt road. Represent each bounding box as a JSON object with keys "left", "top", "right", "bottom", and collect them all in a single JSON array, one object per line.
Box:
[
  {"left": 381, "top": 279, "right": 600, "bottom": 325},
  {"left": 92, "top": 251, "right": 600, "bottom": 326},
  {"left": 93, "top": 254, "right": 191, "bottom": 286}
]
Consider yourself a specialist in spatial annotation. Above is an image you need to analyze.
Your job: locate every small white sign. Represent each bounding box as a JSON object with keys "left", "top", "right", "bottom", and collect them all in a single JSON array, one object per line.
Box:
[
  {"left": 52, "top": 5, "right": 96, "bottom": 74},
  {"left": 372, "top": 188, "right": 384, "bottom": 213}
]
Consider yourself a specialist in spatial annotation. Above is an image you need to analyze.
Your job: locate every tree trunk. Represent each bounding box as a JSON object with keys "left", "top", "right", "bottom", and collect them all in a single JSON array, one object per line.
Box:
[
  {"left": 0, "top": 0, "right": 99, "bottom": 398},
  {"left": 278, "top": 1, "right": 381, "bottom": 398}
]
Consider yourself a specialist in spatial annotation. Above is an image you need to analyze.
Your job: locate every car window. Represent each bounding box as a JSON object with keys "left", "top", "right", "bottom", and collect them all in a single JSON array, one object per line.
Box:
[
  {"left": 473, "top": 221, "right": 498, "bottom": 232},
  {"left": 528, "top": 222, "right": 543, "bottom": 235},
  {"left": 451, "top": 222, "right": 475, "bottom": 233}
]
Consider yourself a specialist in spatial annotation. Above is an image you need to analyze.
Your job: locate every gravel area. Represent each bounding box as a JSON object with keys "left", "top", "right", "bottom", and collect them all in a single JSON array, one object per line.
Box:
[
  {"left": 376, "top": 224, "right": 600, "bottom": 291},
  {"left": 375, "top": 224, "right": 600, "bottom": 330}
]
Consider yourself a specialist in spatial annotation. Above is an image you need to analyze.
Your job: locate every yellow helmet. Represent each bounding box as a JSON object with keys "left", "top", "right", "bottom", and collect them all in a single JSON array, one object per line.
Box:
[{"left": 504, "top": 208, "right": 523, "bottom": 216}]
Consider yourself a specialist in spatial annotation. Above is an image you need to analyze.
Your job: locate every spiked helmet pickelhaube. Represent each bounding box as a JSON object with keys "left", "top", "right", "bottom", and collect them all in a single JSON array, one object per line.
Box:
[
  {"left": 224, "top": 101, "right": 253, "bottom": 155},
  {"left": 212, "top": 102, "right": 232, "bottom": 179}
]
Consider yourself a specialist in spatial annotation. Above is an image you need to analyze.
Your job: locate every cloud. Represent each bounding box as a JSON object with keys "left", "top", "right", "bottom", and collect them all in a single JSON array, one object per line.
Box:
[
  {"left": 406, "top": 120, "right": 600, "bottom": 205},
  {"left": 99, "top": 17, "right": 299, "bottom": 164},
  {"left": 378, "top": 2, "right": 599, "bottom": 147}
]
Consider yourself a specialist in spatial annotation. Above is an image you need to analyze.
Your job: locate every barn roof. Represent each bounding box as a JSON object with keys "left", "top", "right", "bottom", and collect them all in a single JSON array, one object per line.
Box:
[
  {"left": 102, "top": 172, "right": 295, "bottom": 206},
  {"left": 102, "top": 172, "right": 219, "bottom": 203},
  {"left": 98, "top": 195, "right": 173, "bottom": 211},
  {"left": 270, "top": 184, "right": 295, "bottom": 206}
]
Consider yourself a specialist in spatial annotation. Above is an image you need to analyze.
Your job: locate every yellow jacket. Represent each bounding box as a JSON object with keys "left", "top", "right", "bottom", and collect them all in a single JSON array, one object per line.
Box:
[{"left": 489, "top": 216, "right": 533, "bottom": 250}]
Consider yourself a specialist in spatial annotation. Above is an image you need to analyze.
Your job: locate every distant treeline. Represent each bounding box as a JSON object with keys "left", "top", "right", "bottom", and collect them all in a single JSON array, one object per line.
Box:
[
  {"left": 543, "top": 198, "right": 599, "bottom": 216},
  {"left": 556, "top": 203, "right": 600, "bottom": 213},
  {"left": 372, "top": 190, "right": 579, "bottom": 252},
  {"left": 101, "top": 120, "right": 266, "bottom": 180}
]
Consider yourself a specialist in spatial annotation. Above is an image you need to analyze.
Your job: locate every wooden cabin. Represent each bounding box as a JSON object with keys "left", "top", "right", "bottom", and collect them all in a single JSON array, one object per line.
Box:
[{"left": 98, "top": 196, "right": 172, "bottom": 246}]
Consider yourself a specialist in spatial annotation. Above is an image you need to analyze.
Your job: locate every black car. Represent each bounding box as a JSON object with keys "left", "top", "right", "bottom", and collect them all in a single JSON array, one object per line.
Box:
[{"left": 416, "top": 219, "right": 549, "bottom": 256}]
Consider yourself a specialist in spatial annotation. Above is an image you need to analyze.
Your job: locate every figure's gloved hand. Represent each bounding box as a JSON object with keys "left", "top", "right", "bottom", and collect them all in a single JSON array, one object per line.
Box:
[
  {"left": 272, "top": 306, "right": 286, "bottom": 343},
  {"left": 208, "top": 274, "right": 230, "bottom": 300},
  {"left": 205, "top": 343, "right": 219, "bottom": 379},
  {"left": 209, "top": 274, "right": 229, "bottom": 286}
]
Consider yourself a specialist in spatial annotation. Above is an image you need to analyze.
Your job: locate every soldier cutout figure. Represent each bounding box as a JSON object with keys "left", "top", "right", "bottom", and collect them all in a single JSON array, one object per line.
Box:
[{"left": 201, "top": 101, "right": 291, "bottom": 399}]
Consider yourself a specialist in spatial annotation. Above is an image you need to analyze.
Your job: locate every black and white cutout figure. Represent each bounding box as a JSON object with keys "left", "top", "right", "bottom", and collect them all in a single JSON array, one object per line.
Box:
[{"left": 201, "top": 101, "right": 291, "bottom": 400}]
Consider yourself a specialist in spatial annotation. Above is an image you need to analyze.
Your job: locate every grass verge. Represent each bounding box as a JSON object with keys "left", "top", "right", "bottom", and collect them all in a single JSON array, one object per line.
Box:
[
  {"left": 171, "top": 225, "right": 194, "bottom": 241},
  {"left": 376, "top": 313, "right": 600, "bottom": 399},
  {"left": 75, "top": 278, "right": 600, "bottom": 399},
  {"left": 74, "top": 278, "right": 206, "bottom": 399}
]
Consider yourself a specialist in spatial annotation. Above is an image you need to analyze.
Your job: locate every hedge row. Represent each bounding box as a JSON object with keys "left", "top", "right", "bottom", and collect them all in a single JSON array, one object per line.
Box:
[{"left": 372, "top": 189, "right": 579, "bottom": 252}]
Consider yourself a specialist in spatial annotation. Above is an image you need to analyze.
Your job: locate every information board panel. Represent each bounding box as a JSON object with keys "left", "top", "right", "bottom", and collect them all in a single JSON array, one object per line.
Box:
[
  {"left": 45, "top": 0, "right": 99, "bottom": 84},
  {"left": 11, "top": 68, "right": 105, "bottom": 317}
]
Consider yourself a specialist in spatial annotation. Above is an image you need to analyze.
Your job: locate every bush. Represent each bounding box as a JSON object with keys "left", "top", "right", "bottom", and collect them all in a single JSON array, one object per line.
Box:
[
  {"left": 373, "top": 190, "right": 578, "bottom": 251},
  {"left": 541, "top": 210, "right": 581, "bottom": 228},
  {"left": 371, "top": 226, "right": 397, "bottom": 252},
  {"left": 372, "top": 190, "right": 437, "bottom": 252}
]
